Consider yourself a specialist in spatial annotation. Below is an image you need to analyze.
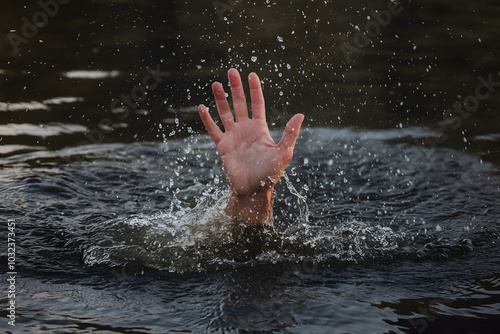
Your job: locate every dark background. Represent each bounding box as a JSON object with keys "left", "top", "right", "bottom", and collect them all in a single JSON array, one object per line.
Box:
[{"left": 0, "top": 0, "right": 499, "bottom": 164}]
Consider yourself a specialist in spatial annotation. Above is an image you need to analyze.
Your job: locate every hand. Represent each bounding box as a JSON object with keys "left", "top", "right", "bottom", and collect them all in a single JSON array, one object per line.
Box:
[{"left": 198, "top": 68, "right": 304, "bottom": 225}]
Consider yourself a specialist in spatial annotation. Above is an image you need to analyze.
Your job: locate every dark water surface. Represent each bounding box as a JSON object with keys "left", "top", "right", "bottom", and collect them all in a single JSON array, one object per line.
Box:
[{"left": 1, "top": 1, "right": 500, "bottom": 333}]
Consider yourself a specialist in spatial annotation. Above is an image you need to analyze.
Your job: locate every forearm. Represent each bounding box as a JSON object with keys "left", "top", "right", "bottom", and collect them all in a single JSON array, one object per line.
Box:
[{"left": 225, "top": 187, "right": 274, "bottom": 226}]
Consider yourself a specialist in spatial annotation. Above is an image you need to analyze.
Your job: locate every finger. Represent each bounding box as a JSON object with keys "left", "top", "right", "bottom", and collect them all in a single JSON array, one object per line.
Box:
[
  {"left": 228, "top": 68, "right": 249, "bottom": 122},
  {"left": 248, "top": 72, "right": 266, "bottom": 120},
  {"left": 212, "top": 82, "right": 234, "bottom": 131},
  {"left": 198, "top": 104, "right": 223, "bottom": 144},
  {"left": 277, "top": 113, "right": 304, "bottom": 160}
]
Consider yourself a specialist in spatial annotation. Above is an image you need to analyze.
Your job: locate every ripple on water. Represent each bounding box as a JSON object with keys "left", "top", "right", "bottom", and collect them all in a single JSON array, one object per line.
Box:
[{"left": 2, "top": 127, "right": 499, "bottom": 275}]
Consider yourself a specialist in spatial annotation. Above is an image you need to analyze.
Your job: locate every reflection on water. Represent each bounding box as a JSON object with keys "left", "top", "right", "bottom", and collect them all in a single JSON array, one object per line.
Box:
[
  {"left": 62, "top": 70, "right": 121, "bottom": 79},
  {"left": 1, "top": 0, "right": 500, "bottom": 333},
  {"left": 0, "top": 123, "right": 87, "bottom": 137}
]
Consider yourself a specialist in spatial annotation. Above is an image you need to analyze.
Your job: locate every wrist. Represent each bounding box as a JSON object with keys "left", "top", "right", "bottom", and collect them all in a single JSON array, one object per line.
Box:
[{"left": 225, "top": 187, "right": 274, "bottom": 226}]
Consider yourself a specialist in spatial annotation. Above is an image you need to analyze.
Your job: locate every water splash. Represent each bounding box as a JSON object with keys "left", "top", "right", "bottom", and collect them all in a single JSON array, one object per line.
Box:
[
  {"left": 282, "top": 171, "right": 310, "bottom": 226},
  {"left": 59, "top": 129, "right": 497, "bottom": 274},
  {"left": 73, "top": 178, "right": 409, "bottom": 273}
]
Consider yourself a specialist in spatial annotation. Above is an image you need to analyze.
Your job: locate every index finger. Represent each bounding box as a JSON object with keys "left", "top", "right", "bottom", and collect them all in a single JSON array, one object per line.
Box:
[
  {"left": 212, "top": 82, "right": 234, "bottom": 132},
  {"left": 198, "top": 104, "right": 223, "bottom": 144}
]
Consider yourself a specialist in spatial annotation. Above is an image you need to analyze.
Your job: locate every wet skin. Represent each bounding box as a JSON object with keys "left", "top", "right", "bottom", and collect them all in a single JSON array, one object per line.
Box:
[{"left": 198, "top": 68, "right": 304, "bottom": 226}]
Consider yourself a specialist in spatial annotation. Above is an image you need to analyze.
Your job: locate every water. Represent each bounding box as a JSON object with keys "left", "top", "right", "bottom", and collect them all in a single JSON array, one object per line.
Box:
[
  {"left": 1, "top": 128, "right": 499, "bottom": 333},
  {"left": 1, "top": 0, "right": 500, "bottom": 333}
]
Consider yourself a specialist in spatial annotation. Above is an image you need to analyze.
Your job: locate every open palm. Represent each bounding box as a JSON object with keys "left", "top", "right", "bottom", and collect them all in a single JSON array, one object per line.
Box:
[{"left": 198, "top": 68, "right": 304, "bottom": 197}]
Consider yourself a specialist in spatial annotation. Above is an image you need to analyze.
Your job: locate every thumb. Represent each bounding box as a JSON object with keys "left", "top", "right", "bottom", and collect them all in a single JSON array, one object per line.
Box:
[{"left": 277, "top": 113, "right": 304, "bottom": 157}]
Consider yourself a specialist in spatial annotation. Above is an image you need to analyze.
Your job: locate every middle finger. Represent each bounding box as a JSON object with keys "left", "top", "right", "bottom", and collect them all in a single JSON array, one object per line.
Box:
[{"left": 228, "top": 68, "right": 249, "bottom": 122}]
